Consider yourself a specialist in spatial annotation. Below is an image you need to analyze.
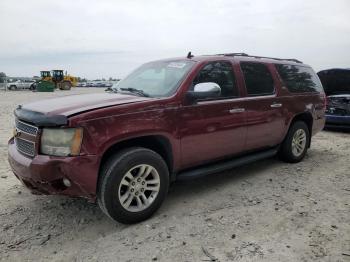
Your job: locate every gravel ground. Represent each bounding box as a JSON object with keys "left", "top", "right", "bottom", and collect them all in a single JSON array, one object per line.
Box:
[{"left": 0, "top": 88, "right": 349, "bottom": 262}]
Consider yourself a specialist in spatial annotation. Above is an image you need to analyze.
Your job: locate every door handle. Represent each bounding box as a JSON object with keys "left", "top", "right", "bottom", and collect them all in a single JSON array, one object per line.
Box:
[
  {"left": 229, "top": 108, "right": 245, "bottom": 113},
  {"left": 270, "top": 103, "right": 282, "bottom": 108}
]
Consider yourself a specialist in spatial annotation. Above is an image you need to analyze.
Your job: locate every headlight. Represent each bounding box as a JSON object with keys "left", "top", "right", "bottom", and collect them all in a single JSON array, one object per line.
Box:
[{"left": 41, "top": 128, "right": 83, "bottom": 156}]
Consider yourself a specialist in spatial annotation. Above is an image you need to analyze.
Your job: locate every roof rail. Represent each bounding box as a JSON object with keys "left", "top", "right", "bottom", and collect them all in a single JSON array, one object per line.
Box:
[
  {"left": 216, "top": 52, "right": 249, "bottom": 56},
  {"left": 217, "top": 53, "right": 303, "bottom": 64}
]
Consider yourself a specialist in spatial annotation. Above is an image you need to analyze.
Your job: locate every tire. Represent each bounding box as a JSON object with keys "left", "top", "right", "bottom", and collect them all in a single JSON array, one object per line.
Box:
[
  {"left": 98, "top": 147, "right": 169, "bottom": 224},
  {"left": 279, "top": 121, "right": 310, "bottom": 163},
  {"left": 10, "top": 85, "right": 17, "bottom": 90},
  {"left": 59, "top": 81, "right": 71, "bottom": 90}
]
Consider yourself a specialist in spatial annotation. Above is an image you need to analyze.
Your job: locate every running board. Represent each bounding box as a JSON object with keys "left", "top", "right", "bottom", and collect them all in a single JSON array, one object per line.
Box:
[{"left": 176, "top": 148, "right": 278, "bottom": 180}]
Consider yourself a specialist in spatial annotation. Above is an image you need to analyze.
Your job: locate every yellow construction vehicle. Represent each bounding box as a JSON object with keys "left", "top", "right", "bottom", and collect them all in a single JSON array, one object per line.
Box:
[
  {"left": 52, "top": 70, "right": 77, "bottom": 90},
  {"left": 40, "top": 71, "right": 52, "bottom": 81},
  {"left": 37, "top": 70, "right": 77, "bottom": 91}
]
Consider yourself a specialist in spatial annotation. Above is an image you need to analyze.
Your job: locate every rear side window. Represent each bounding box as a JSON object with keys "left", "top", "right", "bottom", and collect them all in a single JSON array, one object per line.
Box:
[
  {"left": 240, "top": 62, "right": 274, "bottom": 96},
  {"left": 193, "top": 61, "right": 238, "bottom": 98},
  {"left": 275, "top": 64, "right": 323, "bottom": 93}
]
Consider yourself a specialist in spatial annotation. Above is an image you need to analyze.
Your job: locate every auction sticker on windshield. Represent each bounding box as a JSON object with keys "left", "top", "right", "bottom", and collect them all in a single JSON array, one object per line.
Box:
[{"left": 167, "top": 62, "right": 187, "bottom": 69}]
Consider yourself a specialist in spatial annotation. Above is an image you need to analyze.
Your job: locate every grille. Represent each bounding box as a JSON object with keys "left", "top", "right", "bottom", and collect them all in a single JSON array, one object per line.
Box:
[
  {"left": 15, "top": 138, "right": 35, "bottom": 157},
  {"left": 15, "top": 119, "right": 38, "bottom": 135},
  {"left": 14, "top": 118, "right": 38, "bottom": 157}
]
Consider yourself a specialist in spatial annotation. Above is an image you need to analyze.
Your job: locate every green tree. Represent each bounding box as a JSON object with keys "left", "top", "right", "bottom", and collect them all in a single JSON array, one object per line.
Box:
[{"left": 0, "top": 72, "right": 6, "bottom": 83}]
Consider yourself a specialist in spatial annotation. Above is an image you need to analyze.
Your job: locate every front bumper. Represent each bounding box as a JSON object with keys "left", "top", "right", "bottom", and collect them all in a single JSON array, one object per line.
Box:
[
  {"left": 8, "top": 137, "right": 99, "bottom": 200},
  {"left": 325, "top": 114, "right": 350, "bottom": 129}
]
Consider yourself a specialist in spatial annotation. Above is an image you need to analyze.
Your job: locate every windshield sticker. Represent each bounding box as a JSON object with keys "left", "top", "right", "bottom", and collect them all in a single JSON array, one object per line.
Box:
[{"left": 167, "top": 62, "right": 187, "bottom": 69}]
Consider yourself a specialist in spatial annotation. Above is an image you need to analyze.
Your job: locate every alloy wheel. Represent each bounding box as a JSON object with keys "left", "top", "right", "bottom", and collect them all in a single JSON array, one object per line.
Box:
[
  {"left": 118, "top": 164, "right": 160, "bottom": 212},
  {"left": 291, "top": 129, "right": 307, "bottom": 157}
]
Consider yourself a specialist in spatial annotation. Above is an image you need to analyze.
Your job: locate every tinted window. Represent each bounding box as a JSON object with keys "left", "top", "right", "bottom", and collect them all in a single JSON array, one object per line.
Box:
[
  {"left": 275, "top": 64, "right": 323, "bottom": 93},
  {"left": 193, "top": 61, "right": 238, "bottom": 98},
  {"left": 240, "top": 62, "right": 274, "bottom": 96}
]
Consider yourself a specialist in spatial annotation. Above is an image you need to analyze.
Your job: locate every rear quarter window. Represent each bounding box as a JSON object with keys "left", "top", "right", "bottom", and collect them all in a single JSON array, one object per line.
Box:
[{"left": 275, "top": 64, "right": 323, "bottom": 93}]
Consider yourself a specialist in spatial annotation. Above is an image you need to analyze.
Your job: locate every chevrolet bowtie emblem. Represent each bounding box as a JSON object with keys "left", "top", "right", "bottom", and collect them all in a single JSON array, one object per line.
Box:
[{"left": 13, "top": 128, "right": 21, "bottom": 138}]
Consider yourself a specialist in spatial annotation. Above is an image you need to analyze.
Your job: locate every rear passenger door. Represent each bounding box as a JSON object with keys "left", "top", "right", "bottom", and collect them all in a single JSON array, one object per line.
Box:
[{"left": 240, "top": 62, "right": 286, "bottom": 151}]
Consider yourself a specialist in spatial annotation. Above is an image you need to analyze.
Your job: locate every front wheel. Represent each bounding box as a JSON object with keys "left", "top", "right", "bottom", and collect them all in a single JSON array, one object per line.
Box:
[
  {"left": 98, "top": 147, "right": 169, "bottom": 224},
  {"left": 279, "top": 121, "right": 310, "bottom": 163}
]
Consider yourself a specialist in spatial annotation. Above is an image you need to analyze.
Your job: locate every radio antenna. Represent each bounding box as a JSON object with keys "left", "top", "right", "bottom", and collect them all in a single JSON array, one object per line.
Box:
[{"left": 187, "top": 51, "right": 194, "bottom": 59}]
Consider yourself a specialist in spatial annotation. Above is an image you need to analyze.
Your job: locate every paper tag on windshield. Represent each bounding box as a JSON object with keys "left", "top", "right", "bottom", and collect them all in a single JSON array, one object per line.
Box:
[{"left": 167, "top": 62, "right": 187, "bottom": 69}]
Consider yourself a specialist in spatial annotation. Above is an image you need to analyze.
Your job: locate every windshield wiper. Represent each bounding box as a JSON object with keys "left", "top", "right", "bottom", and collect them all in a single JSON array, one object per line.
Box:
[{"left": 119, "top": 87, "right": 150, "bottom": 97}]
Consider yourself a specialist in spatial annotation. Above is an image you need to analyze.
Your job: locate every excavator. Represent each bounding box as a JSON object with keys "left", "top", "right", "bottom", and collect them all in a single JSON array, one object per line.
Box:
[{"left": 37, "top": 70, "right": 77, "bottom": 91}]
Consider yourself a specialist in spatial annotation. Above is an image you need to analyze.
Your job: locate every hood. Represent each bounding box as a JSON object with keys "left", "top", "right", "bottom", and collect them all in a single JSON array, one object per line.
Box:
[
  {"left": 15, "top": 93, "right": 151, "bottom": 126},
  {"left": 21, "top": 93, "right": 150, "bottom": 116},
  {"left": 318, "top": 68, "right": 350, "bottom": 96}
]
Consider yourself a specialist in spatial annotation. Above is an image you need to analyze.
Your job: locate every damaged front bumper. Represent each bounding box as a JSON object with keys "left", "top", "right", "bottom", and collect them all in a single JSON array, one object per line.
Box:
[{"left": 8, "top": 137, "right": 99, "bottom": 200}]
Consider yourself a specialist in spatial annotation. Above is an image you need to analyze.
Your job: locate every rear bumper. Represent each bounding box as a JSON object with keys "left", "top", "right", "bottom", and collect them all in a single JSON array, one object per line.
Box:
[
  {"left": 325, "top": 114, "right": 350, "bottom": 128},
  {"left": 8, "top": 138, "right": 99, "bottom": 200}
]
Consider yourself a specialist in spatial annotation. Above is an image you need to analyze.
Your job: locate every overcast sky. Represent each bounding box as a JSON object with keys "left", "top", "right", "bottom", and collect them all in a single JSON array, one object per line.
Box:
[{"left": 0, "top": 0, "right": 349, "bottom": 79}]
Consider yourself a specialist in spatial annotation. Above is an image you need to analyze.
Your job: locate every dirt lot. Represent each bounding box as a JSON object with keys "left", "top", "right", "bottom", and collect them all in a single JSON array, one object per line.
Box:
[{"left": 0, "top": 88, "right": 349, "bottom": 262}]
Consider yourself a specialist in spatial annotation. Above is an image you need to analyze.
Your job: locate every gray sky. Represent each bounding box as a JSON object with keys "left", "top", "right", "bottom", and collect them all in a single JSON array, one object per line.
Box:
[{"left": 1, "top": 0, "right": 349, "bottom": 79}]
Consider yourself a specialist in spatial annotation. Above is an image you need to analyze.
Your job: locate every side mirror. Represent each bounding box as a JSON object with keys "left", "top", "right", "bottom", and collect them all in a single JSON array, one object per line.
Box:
[{"left": 187, "top": 82, "right": 221, "bottom": 100}]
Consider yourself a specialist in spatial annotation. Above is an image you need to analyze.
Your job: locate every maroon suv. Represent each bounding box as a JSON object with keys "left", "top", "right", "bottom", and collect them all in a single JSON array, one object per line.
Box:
[{"left": 8, "top": 53, "right": 326, "bottom": 223}]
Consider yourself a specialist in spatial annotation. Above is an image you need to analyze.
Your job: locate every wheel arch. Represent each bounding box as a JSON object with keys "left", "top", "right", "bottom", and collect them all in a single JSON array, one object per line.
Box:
[
  {"left": 288, "top": 112, "right": 313, "bottom": 147},
  {"left": 98, "top": 135, "right": 174, "bottom": 180}
]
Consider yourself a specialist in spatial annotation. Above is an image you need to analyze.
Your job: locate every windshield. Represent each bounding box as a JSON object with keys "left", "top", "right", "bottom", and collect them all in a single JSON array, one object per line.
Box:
[{"left": 115, "top": 60, "right": 195, "bottom": 97}]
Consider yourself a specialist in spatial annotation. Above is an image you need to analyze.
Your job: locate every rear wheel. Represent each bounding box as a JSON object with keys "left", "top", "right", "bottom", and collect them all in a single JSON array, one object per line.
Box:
[
  {"left": 59, "top": 81, "right": 71, "bottom": 90},
  {"left": 98, "top": 147, "right": 169, "bottom": 224},
  {"left": 279, "top": 121, "right": 310, "bottom": 163}
]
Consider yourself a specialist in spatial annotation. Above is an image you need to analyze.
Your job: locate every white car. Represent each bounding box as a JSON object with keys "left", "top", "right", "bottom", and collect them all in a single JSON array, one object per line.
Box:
[
  {"left": 76, "top": 82, "right": 87, "bottom": 87},
  {"left": 7, "top": 80, "right": 35, "bottom": 90}
]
